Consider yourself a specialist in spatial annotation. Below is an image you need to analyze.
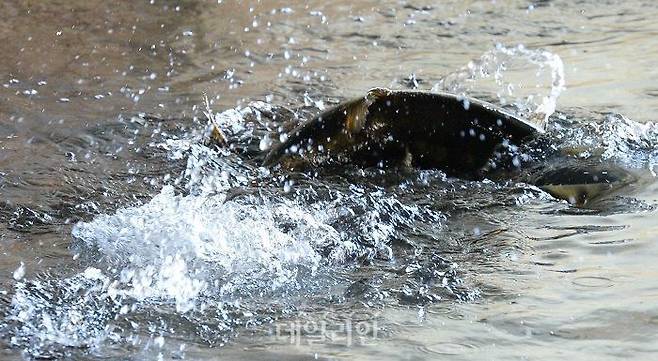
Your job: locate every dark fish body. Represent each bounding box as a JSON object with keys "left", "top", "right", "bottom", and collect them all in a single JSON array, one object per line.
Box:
[
  {"left": 366, "top": 91, "right": 541, "bottom": 172},
  {"left": 253, "top": 87, "right": 634, "bottom": 205},
  {"left": 263, "top": 88, "right": 543, "bottom": 176}
]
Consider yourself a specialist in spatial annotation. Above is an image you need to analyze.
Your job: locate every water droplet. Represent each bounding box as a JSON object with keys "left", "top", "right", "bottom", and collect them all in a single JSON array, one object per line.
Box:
[{"left": 13, "top": 262, "right": 25, "bottom": 280}]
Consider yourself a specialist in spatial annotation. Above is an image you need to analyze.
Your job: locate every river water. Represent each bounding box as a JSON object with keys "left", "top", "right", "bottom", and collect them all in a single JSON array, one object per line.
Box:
[{"left": 1, "top": 1, "right": 658, "bottom": 360}]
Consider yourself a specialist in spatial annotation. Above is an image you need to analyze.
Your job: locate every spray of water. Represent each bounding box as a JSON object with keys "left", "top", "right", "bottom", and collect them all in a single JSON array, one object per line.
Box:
[
  {"left": 433, "top": 43, "right": 566, "bottom": 129},
  {"left": 18, "top": 45, "right": 658, "bottom": 360}
]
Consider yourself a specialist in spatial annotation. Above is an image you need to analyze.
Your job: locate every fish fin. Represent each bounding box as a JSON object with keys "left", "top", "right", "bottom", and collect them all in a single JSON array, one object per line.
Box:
[
  {"left": 211, "top": 125, "right": 228, "bottom": 145},
  {"left": 202, "top": 94, "right": 229, "bottom": 147},
  {"left": 344, "top": 87, "right": 393, "bottom": 134},
  {"left": 344, "top": 99, "right": 370, "bottom": 134}
]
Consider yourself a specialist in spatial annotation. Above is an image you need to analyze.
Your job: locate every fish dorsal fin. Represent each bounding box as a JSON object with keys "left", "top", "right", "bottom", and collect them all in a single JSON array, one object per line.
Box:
[{"left": 344, "top": 87, "right": 392, "bottom": 134}]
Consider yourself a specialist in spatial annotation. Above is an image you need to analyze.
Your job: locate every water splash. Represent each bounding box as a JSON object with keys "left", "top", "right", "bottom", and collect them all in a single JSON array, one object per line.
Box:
[
  {"left": 547, "top": 112, "right": 658, "bottom": 173},
  {"left": 433, "top": 43, "right": 566, "bottom": 129},
  {"left": 4, "top": 187, "right": 340, "bottom": 358},
  {"left": 6, "top": 270, "right": 120, "bottom": 359},
  {"left": 2, "top": 45, "right": 584, "bottom": 358},
  {"left": 71, "top": 186, "right": 339, "bottom": 309}
]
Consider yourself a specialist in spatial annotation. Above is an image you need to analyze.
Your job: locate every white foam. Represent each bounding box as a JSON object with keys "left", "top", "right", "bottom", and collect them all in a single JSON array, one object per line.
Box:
[
  {"left": 552, "top": 112, "right": 658, "bottom": 172},
  {"left": 71, "top": 186, "right": 339, "bottom": 310}
]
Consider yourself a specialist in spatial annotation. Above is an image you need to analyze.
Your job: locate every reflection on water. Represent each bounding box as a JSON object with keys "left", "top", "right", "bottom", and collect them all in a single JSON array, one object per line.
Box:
[{"left": 1, "top": 0, "right": 658, "bottom": 360}]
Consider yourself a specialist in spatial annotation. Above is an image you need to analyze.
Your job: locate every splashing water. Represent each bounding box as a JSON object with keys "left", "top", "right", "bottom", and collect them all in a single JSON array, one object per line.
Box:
[
  {"left": 4, "top": 187, "right": 343, "bottom": 358},
  {"left": 7, "top": 44, "right": 657, "bottom": 359},
  {"left": 5, "top": 268, "right": 126, "bottom": 359},
  {"left": 4, "top": 162, "right": 444, "bottom": 358},
  {"left": 546, "top": 112, "right": 658, "bottom": 174},
  {"left": 433, "top": 43, "right": 566, "bottom": 129},
  {"left": 70, "top": 186, "right": 342, "bottom": 309}
]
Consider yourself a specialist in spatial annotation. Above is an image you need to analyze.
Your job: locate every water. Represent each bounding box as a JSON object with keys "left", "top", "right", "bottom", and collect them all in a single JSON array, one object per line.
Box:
[{"left": 1, "top": 1, "right": 658, "bottom": 360}]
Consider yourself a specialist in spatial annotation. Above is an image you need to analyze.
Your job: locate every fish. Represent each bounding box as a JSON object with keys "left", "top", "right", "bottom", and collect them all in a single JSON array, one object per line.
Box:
[
  {"left": 210, "top": 87, "right": 634, "bottom": 206},
  {"left": 263, "top": 87, "right": 542, "bottom": 176}
]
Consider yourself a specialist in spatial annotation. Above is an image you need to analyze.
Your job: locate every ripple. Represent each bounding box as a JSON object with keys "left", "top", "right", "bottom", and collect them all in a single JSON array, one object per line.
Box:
[
  {"left": 420, "top": 341, "right": 477, "bottom": 355},
  {"left": 571, "top": 276, "right": 615, "bottom": 288}
]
